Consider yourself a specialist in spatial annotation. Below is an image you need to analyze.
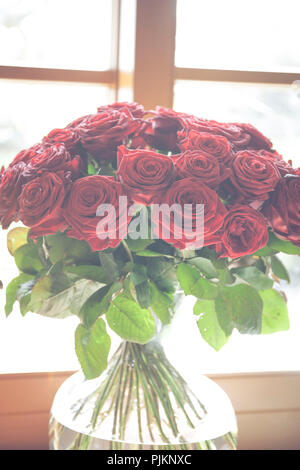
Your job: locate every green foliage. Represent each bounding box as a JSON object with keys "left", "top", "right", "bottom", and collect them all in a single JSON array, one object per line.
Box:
[
  {"left": 232, "top": 266, "right": 273, "bottom": 290},
  {"left": 75, "top": 318, "right": 111, "bottom": 380},
  {"left": 177, "top": 263, "right": 218, "bottom": 299},
  {"left": 194, "top": 299, "right": 229, "bottom": 351},
  {"left": 14, "top": 244, "right": 45, "bottom": 274},
  {"left": 149, "top": 282, "right": 173, "bottom": 325},
  {"left": 215, "top": 284, "right": 263, "bottom": 336},
  {"left": 7, "top": 227, "right": 29, "bottom": 255},
  {"left": 261, "top": 289, "right": 290, "bottom": 334},
  {"left": 106, "top": 294, "right": 156, "bottom": 344},
  {"left": 270, "top": 256, "right": 290, "bottom": 282},
  {"left": 5, "top": 273, "right": 35, "bottom": 316}
]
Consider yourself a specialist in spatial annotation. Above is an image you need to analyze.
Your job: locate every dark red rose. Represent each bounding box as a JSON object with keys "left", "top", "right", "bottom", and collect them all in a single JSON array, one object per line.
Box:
[
  {"left": 0, "top": 163, "right": 25, "bottom": 228},
  {"left": 9, "top": 144, "right": 44, "bottom": 167},
  {"left": 263, "top": 175, "right": 300, "bottom": 246},
  {"left": 230, "top": 150, "right": 281, "bottom": 201},
  {"left": 174, "top": 150, "right": 231, "bottom": 189},
  {"left": 64, "top": 175, "right": 130, "bottom": 251},
  {"left": 75, "top": 110, "right": 139, "bottom": 160},
  {"left": 42, "top": 128, "right": 81, "bottom": 153},
  {"left": 117, "top": 146, "right": 176, "bottom": 204},
  {"left": 258, "top": 150, "right": 295, "bottom": 176},
  {"left": 233, "top": 123, "right": 273, "bottom": 150},
  {"left": 18, "top": 172, "right": 67, "bottom": 236},
  {"left": 178, "top": 130, "right": 234, "bottom": 166},
  {"left": 217, "top": 205, "right": 269, "bottom": 258},
  {"left": 141, "top": 107, "right": 191, "bottom": 151},
  {"left": 97, "top": 102, "right": 145, "bottom": 119},
  {"left": 23, "top": 144, "right": 84, "bottom": 179},
  {"left": 152, "top": 177, "right": 227, "bottom": 249}
]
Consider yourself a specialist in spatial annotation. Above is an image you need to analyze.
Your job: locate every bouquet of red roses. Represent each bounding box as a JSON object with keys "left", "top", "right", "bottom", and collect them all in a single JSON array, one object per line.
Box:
[{"left": 1, "top": 102, "right": 299, "bottom": 376}]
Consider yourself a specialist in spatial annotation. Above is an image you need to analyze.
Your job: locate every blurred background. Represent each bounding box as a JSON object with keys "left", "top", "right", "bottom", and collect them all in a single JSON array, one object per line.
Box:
[{"left": 0, "top": 0, "right": 300, "bottom": 449}]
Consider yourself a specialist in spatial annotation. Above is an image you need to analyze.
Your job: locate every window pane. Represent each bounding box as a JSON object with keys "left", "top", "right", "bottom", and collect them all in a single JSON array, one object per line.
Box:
[
  {"left": 0, "top": 0, "right": 112, "bottom": 70},
  {"left": 176, "top": 0, "right": 300, "bottom": 73},
  {"left": 0, "top": 79, "right": 113, "bottom": 166},
  {"left": 174, "top": 80, "right": 300, "bottom": 165}
]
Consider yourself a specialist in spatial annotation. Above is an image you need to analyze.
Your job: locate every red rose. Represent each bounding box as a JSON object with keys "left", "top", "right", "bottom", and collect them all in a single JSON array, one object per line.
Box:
[
  {"left": 18, "top": 172, "right": 67, "bottom": 236},
  {"left": 117, "top": 146, "right": 176, "bottom": 204},
  {"left": 75, "top": 109, "right": 139, "bottom": 160},
  {"left": 178, "top": 130, "right": 234, "bottom": 166},
  {"left": 0, "top": 163, "right": 25, "bottom": 228},
  {"left": 152, "top": 177, "right": 227, "bottom": 249},
  {"left": 263, "top": 175, "right": 300, "bottom": 246},
  {"left": 230, "top": 150, "right": 281, "bottom": 201},
  {"left": 174, "top": 150, "right": 230, "bottom": 189},
  {"left": 258, "top": 150, "right": 295, "bottom": 176},
  {"left": 141, "top": 107, "right": 191, "bottom": 151},
  {"left": 42, "top": 128, "right": 81, "bottom": 153},
  {"left": 24, "top": 144, "right": 84, "bottom": 179},
  {"left": 233, "top": 123, "right": 273, "bottom": 150},
  {"left": 64, "top": 175, "right": 130, "bottom": 251},
  {"left": 217, "top": 205, "right": 269, "bottom": 258},
  {"left": 9, "top": 144, "right": 44, "bottom": 167},
  {"left": 97, "top": 102, "right": 145, "bottom": 119}
]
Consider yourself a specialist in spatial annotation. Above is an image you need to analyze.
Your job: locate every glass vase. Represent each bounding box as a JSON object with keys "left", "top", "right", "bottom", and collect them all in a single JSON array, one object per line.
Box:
[{"left": 49, "top": 329, "right": 237, "bottom": 450}]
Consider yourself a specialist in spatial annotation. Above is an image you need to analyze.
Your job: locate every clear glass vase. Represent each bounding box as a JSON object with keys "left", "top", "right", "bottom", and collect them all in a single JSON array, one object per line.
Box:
[{"left": 49, "top": 330, "right": 237, "bottom": 450}]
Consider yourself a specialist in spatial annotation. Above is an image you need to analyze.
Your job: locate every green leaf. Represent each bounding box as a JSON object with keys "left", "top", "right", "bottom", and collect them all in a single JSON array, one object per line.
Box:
[
  {"left": 46, "top": 232, "right": 92, "bottom": 263},
  {"left": 215, "top": 284, "right": 263, "bottom": 336},
  {"left": 106, "top": 294, "right": 156, "bottom": 344},
  {"left": 149, "top": 282, "right": 173, "bottom": 325},
  {"left": 271, "top": 256, "right": 290, "bottom": 282},
  {"left": 194, "top": 299, "right": 229, "bottom": 351},
  {"left": 29, "top": 276, "right": 102, "bottom": 318},
  {"left": 147, "top": 258, "right": 178, "bottom": 293},
  {"left": 64, "top": 265, "right": 108, "bottom": 283},
  {"left": 98, "top": 252, "right": 119, "bottom": 283},
  {"left": 125, "top": 238, "right": 153, "bottom": 252},
  {"left": 268, "top": 232, "right": 300, "bottom": 255},
  {"left": 187, "top": 257, "right": 218, "bottom": 279},
  {"left": 75, "top": 318, "right": 111, "bottom": 380},
  {"left": 260, "top": 289, "right": 290, "bottom": 334},
  {"left": 79, "top": 284, "right": 112, "bottom": 327},
  {"left": 232, "top": 266, "right": 273, "bottom": 290},
  {"left": 135, "top": 280, "right": 151, "bottom": 308},
  {"left": 130, "top": 264, "right": 148, "bottom": 286},
  {"left": 5, "top": 273, "right": 35, "bottom": 316},
  {"left": 177, "top": 263, "right": 218, "bottom": 299},
  {"left": 14, "top": 244, "right": 44, "bottom": 274},
  {"left": 7, "top": 227, "right": 29, "bottom": 255},
  {"left": 253, "top": 246, "right": 277, "bottom": 256}
]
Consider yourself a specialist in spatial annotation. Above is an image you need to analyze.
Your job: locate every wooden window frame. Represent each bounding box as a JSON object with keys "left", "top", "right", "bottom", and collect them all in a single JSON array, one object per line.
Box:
[{"left": 0, "top": 0, "right": 300, "bottom": 450}]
